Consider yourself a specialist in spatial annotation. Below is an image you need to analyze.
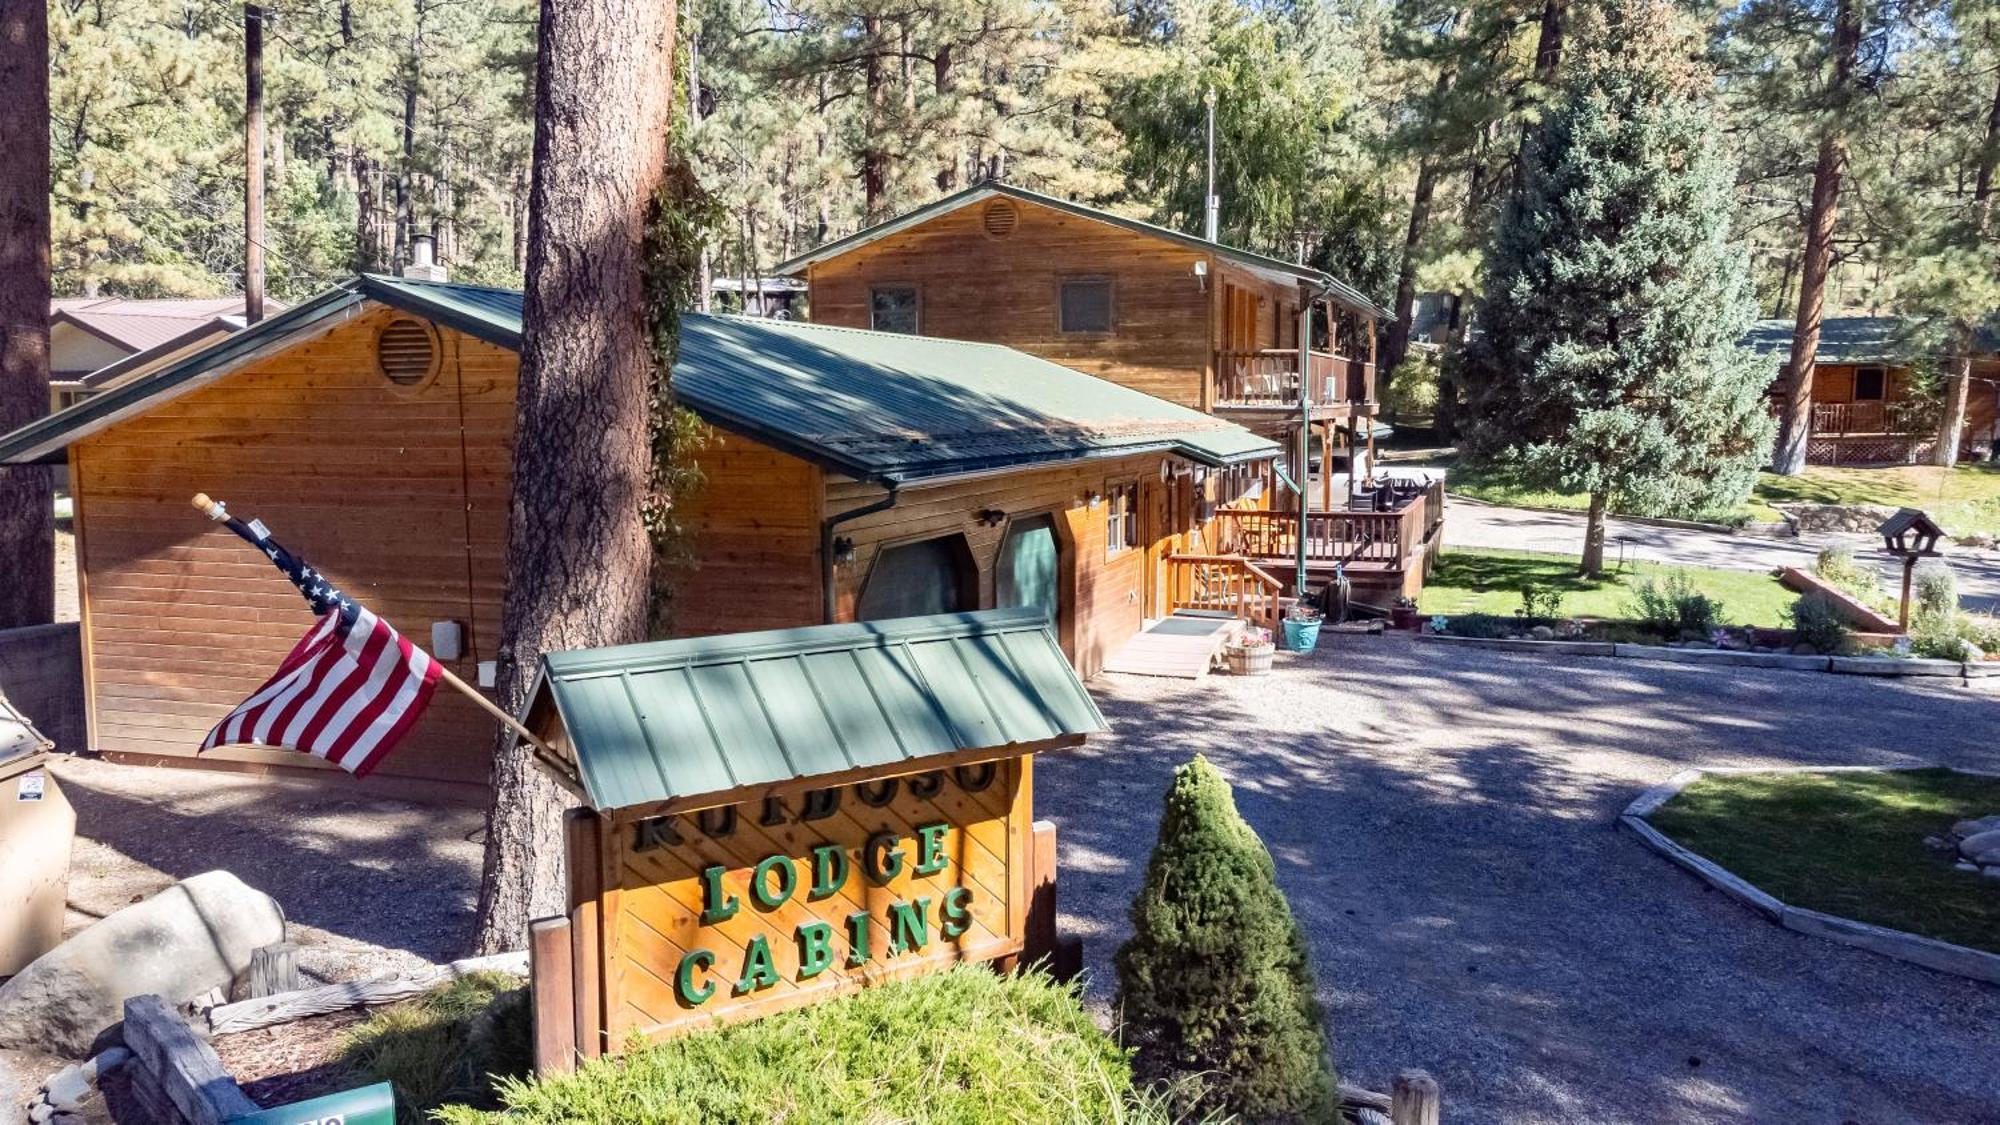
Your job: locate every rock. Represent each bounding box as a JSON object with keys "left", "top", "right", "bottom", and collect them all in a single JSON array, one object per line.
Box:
[
  {"left": 1951, "top": 814, "right": 2000, "bottom": 840},
  {"left": 1959, "top": 829, "right": 2000, "bottom": 866},
  {"left": 0, "top": 871, "right": 284, "bottom": 1057},
  {"left": 1956, "top": 861, "right": 1981, "bottom": 872},
  {"left": 1984, "top": 866, "right": 2000, "bottom": 881},
  {"left": 1684, "top": 641, "right": 1715, "bottom": 650},
  {"left": 1790, "top": 643, "right": 1819, "bottom": 656},
  {"left": 1528, "top": 626, "right": 1555, "bottom": 640},
  {"left": 41, "top": 1062, "right": 90, "bottom": 1110},
  {"left": 28, "top": 1100, "right": 54, "bottom": 1123},
  {"left": 1923, "top": 835, "right": 1955, "bottom": 852}
]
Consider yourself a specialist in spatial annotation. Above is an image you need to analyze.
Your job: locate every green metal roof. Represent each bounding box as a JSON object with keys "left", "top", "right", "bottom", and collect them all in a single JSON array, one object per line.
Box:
[
  {"left": 1741, "top": 316, "right": 2000, "bottom": 364},
  {"left": 0, "top": 275, "right": 1277, "bottom": 479},
  {"left": 528, "top": 608, "right": 1106, "bottom": 812},
  {"left": 772, "top": 182, "right": 1395, "bottom": 320}
]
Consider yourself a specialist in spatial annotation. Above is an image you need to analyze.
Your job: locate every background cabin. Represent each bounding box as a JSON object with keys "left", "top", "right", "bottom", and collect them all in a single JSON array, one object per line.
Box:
[
  {"left": 0, "top": 275, "right": 1278, "bottom": 800},
  {"left": 778, "top": 182, "right": 1445, "bottom": 602},
  {"left": 1744, "top": 316, "right": 2000, "bottom": 465}
]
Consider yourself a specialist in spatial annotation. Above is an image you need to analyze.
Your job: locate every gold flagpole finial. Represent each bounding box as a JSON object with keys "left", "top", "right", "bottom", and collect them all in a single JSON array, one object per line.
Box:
[{"left": 191, "top": 493, "right": 228, "bottom": 521}]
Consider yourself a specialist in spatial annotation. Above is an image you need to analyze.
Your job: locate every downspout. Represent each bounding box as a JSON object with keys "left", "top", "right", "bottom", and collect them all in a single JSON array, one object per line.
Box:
[
  {"left": 1295, "top": 283, "right": 1323, "bottom": 601},
  {"left": 822, "top": 484, "right": 901, "bottom": 623}
]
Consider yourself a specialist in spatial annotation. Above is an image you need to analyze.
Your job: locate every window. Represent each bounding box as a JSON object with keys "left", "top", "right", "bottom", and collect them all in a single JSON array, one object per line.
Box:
[
  {"left": 1059, "top": 279, "right": 1114, "bottom": 334},
  {"left": 855, "top": 535, "right": 975, "bottom": 620},
  {"left": 870, "top": 286, "right": 920, "bottom": 334},
  {"left": 1853, "top": 366, "right": 1887, "bottom": 401},
  {"left": 998, "top": 514, "right": 1062, "bottom": 626},
  {"left": 1105, "top": 482, "right": 1139, "bottom": 556}
]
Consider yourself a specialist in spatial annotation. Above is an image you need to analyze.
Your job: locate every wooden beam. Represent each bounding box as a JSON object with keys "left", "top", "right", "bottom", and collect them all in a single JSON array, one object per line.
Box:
[
  {"left": 1391, "top": 1070, "right": 1441, "bottom": 1125},
  {"left": 123, "top": 995, "right": 261, "bottom": 1124},
  {"left": 566, "top": 808, "right": 606, "bottom": 1060},
  {"left": 1023, "top": 819, "right": 1058, "bottom": 968},
  {"left": 208, "top": 950, "right": 528, "bottom": 1035},
  {"left": 530, "top": 916, "right": 577, "bottom": 1075}
]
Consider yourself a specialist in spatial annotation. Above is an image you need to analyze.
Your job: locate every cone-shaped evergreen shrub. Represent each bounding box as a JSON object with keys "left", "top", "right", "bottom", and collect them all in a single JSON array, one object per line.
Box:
[{"left": 1114, "top": 755, "right": 1334, "bottom": 1123}]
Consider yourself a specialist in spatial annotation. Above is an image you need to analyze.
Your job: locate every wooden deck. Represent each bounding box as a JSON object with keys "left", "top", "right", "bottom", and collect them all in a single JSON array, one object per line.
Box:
[{"left": 1101, "top": 614, "right": 1244, "bottom": 679}]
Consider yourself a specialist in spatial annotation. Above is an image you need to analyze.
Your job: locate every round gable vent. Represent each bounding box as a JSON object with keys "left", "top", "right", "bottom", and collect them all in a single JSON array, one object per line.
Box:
[
  {"left": 981, "top": 199, "right": 1019, "bottom": 239},
  {"left": 376, "top": 318, "right": 439, "bottom": 388}
]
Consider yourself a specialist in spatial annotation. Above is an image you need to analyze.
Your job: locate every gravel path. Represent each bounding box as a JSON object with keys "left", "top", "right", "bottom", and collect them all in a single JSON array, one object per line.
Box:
[{"left": 1040, "top": 636, "right": 2000, "bottom": 1125}]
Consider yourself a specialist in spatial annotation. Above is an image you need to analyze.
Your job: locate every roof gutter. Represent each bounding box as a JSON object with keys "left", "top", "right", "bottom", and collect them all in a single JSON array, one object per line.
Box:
[{"left": 822, "top": 486, "right": 901, "bottom": 623}]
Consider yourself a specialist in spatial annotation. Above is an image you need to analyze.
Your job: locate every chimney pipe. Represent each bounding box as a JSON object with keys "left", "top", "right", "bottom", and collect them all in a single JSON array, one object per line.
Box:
[{"left": 401, "top": 233, "right": 449, "bottom": 282}]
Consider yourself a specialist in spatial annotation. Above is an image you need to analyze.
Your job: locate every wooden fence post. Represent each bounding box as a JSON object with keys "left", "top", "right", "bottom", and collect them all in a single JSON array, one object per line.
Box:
[
  {"left": 246, "top": 941, "right": 301, "bottom": 998},
  {"left": 566, "top": 808, "right": 605, "bottom": 1061},
  {"left": 530, "top": 915, "right": 577, "bottom": 1075},
  {"left": 1024, "top": 820, "right": 1058, "bottom": 966},
  {"left": 1390, "top": 1069, "right": 1440, "bottom": 1125}
]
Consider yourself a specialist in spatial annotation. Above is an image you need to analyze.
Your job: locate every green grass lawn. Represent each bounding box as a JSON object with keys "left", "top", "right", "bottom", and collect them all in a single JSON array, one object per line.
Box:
[
  {"left": 1430, "top": 456, "right": 2000, "bottom": 537},
  {"left": 1649, "top": 768, "right": 2000, "bottom": 954},
  {"left": 1419, "top": 547, "right": 1796, "bottom": 626}
]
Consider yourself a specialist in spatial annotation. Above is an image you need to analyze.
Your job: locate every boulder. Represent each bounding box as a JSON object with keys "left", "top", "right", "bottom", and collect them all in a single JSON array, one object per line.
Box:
[
  {"left": 1528, "top": 626, "right": 1555, "bottom": 641},
  {"left": 1790, "top": 643, "right": 1819, "bottom": 656},
  {"left": 0, "top": 871, "right": 283, "bottom": 1056},
  {"left": 1959, "top": 830, "right": 2000, "bottom": 867},
  {"left": 1952, "top": 814, "right": 2000, "bottom": 840}
]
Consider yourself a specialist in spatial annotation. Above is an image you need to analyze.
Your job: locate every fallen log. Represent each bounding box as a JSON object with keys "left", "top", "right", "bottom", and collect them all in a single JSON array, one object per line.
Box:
[{"left": 207, "top": 949, "right": 527, "bottom": 1035}]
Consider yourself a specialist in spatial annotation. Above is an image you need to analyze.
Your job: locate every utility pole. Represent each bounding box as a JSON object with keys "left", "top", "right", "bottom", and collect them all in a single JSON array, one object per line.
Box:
[
  {"left": 244, "top": 4, "right": 266, "bottom": 323},
  {"left": 1204, "top": 86, "right": 1219, "bottom": 242}
]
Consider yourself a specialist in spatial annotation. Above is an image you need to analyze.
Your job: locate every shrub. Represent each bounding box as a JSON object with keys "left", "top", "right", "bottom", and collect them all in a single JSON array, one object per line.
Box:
[
  {"left": 1813, "top": 546, "right": 1885, "bottom": 607},
  {"left": 1627, "top": 571, "right": 1725, "bottom": 640},
  {"left": 439, "top": 966, "right": 1161, "bottom": 1124},
  {"left": 343, "top": 970, "right": 532, "bottom": 1122},
  {"left": 1914, "top": 565, "right": 1958, "bottom": 622},
  {"left": 1910, "top": 616, "right": 1974, "bottom": 660},
  {"left": 1518, "top": 583, "right": 1565, "bottom": 620},
  {"left": 1787, "top": 592, "right": 1850, "bottom": 655},
  {"left": 1115, "top": 755, "right": 1334, "bottom": 1123},
  {"left": 1382, "top": 347, "right": 1440, "bottom": 418}
]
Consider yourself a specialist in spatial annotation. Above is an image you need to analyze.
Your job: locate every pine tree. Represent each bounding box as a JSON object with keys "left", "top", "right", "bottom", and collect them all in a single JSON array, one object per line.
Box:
[
  {"left": 1459, "top": 0, "right": 1774, "bottom": 576},
  {"left": 1114, "top": 755, "right": 1334, "bottom": 1124}
]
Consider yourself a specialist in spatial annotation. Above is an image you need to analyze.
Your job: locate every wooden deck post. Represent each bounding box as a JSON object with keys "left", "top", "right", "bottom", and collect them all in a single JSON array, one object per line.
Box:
[
  {"left": 530, "top": 916, "right": 578, "bottom": 1075},
  {"left": 1390, "top": 1070, "right": 1441, "bottom": 1125}
]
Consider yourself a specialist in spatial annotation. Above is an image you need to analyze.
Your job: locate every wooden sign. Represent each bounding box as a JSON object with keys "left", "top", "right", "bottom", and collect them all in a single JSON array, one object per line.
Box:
[{"left": 553, "top": 753, "right": 1043, "bottom": 1053}]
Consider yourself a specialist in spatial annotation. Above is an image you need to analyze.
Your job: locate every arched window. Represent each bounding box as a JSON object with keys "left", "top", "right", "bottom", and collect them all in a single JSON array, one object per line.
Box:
[{"left": 997, "top": 514, "right": 1062, "bottom": 626}]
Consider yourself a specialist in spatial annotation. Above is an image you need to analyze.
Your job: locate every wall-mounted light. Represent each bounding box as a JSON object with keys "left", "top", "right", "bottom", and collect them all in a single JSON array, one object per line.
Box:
[
  {"left": 832, "top": 536, "right": 856, "bottom": 565},
  {"left": 1192, "top": 260, "right": 1208, "bottom": 292},
  {"left": 977, "top": 508, "right": 1007, "bottom": 527},
  {"left": 1085, "top": 490, "right": 1103, "bottom": 508}
]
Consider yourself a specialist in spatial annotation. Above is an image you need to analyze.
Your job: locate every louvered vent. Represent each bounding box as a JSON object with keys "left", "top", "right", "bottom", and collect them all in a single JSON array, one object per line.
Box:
[
  {"left": 981, "top": 199, "right": 1019, "bottom": 239},
  {"left": 377, "top": 319, "right": 437, "bottom": 386}
]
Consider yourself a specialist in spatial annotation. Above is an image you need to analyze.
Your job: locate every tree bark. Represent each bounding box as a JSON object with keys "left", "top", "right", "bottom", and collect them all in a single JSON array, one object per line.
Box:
[
  {"left": 472, "top": 0, "right": 675, "bottom": 956},
  {"left": 1931, "top": 68, "right": 2000, "bottom": 468},
  {"left": 0, "top": 0, "right": 54, "bottom": 631},
  {"left": 862, "top": 17, "right": 886, "bottom": 221},
  {"left": 1580, "top": 488, "right": 1607, "bottom": 578},
  {"left": 1774, "top": 0, "right": 1860, "bottom": 476},
  {"left": 1380, "top": 155, "right": 1437, "bottom": 407}
]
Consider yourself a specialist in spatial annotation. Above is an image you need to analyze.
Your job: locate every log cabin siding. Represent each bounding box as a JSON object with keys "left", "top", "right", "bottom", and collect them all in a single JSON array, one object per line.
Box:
[
  {"left": 826, "top": 455, "right": 1164, "bottom": 678},
  {"left": 804, "top": 198, "right": 1213, "bottom": 409},
  {"left": 668, "top": 432, "right": 823, "bottom": 637},
  {"left": 70, "top": 307, "right": 514, "bottom": 792}
]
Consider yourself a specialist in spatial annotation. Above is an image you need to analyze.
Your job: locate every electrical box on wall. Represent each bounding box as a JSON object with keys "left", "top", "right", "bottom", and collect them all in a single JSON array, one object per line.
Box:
[{"left": 431, "top": 621, "right": 464, "bottom": 662}]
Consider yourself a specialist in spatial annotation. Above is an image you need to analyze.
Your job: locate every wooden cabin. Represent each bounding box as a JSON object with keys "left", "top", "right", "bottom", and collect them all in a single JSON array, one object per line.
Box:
[
  {"left": 0, "top": 275, "right": 1278, "bottom": 801},
  {"left": 777, "top": 183, "right": 1445, "bottom": 601},
  {"left": 1746, "top": 317, "right": 2000, "bottom": 465}
]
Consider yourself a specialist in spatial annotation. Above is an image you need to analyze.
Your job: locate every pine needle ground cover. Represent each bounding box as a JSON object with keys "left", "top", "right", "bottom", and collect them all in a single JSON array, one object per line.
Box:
[
  {"left": 1649, "top": 769, "right": 2000, "bottom": 953},
  {"left": 1418, "top": 548, "right": 1795, "bottom": 626},
  {"left": 434, "top": 965, "right": 1167, "bottom": 1125}
]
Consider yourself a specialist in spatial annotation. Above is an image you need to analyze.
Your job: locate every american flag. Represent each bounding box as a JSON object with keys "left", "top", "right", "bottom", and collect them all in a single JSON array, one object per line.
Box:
[{"left": 198, "top": 505, "right": 441, "bottom": 778}]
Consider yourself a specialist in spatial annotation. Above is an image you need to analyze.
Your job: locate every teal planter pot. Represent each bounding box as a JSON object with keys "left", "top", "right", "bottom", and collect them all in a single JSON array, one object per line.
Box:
[{"left": 1281, "top": 617, "right": 1322, "bottom": 653}]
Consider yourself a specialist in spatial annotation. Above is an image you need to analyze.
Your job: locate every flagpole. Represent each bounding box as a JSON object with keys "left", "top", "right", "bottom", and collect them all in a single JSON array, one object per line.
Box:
[{"left": 190, "top": 492, "right": 554, "bottom": 754}]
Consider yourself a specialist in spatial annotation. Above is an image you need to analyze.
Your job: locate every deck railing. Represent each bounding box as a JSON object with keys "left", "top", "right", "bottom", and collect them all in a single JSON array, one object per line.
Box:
[
  {"left": 1811, "top": 401, "right": 1916, "bottom": 435},
  {"left": 1216, "top": 480, "right": 1444, "bottom": 569},
  {"left": 1163, "top": 554, "right": 1283, "bottom": 632},
  {"left": 1214, "top": 350, "right": 1375, "bottom": 409}
]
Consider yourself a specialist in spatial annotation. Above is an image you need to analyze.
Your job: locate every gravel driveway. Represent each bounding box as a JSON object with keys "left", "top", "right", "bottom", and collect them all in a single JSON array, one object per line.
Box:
[{"left": 1040, "top": 635, "right": 2000, "bottom": 1125}]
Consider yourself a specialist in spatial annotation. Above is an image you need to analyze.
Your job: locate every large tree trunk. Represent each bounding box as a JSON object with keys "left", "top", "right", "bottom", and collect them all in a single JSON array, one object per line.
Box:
[
  {"left": 1774, "top": 0, "right": 1861, "bottom": 476},
  {"left": 1379, "top": 156, "right": 1437, "bottom": 412},
  {"left": 862, "top": 18, "right": 886, "bottom": 221},
  {"left": 472, "top": 0, "right": 675, "bottom": 955},
  {"left": 1932, "top": 69, "right": 2000, "bottom": 468},
  {"left": 0, "top": 0, "right": 54, "bottom": 631},
  {"left": 1579, "top": 489, "right": 1607, "bottom": 578}
]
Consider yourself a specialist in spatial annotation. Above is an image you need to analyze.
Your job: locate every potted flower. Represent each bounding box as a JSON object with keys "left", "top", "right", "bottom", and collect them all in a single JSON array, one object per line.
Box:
[
  {"left": 1390, "top": 595, "right": 1421, "bottom": 632},
  {"left": 1281, "top": 604, "right": 1323, "bottom": 653},
  {"left": 1225, "top": 626, "right": 1275, "bottom": 675}
]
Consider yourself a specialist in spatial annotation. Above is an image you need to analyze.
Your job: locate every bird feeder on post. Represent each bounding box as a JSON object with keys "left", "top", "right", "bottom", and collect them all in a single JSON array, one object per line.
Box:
[{"left": 1877, "top": 507, "right": 1945, "bottom": 631}]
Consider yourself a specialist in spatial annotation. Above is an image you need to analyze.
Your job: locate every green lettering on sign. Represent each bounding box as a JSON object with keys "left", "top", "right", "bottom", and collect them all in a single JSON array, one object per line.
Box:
[
  {"left": 810, "top": 843, "right": 849, "bottom": 899},
  {"left": 888, "top": 897, "right": 931, "bottom": 956},
  {"left": 676, "top": 949, "right": 716, "bottom": 1006},
  {"left": 735, "top": 936, "right": 780, "bottom": 994},
  {"left": 751, "top": 854, "right": 796, "bottom": 910},
  {"left": 913, "top": 823, "right": 949, "bottom": 876},
  {"left": 941, "top": 886, "right": 973, "bottom": 939},
  {"left": 796, "top": 921, "right": 835, "bottom": 979},
  {"left": 864, "top": 833, "right": 905, "bottom": 883},
  {"left": 700, "top": 865, "right": 739, "bottom": 925},
  {"left": 845, "top": 910, "right": 873, "bottom": 967}
]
